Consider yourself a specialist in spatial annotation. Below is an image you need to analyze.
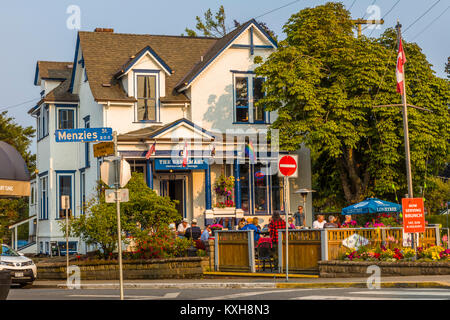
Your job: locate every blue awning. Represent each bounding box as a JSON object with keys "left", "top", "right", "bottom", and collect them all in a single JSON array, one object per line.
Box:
[{"left": 342, "top": 198, "right": 402, "bottom": 215}]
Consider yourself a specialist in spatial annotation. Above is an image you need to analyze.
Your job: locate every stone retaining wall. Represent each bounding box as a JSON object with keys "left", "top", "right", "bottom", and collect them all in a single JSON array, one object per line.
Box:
[
  {"left": 37, "top": 257, "right": 208, "bottom": 280},
  {"left": 319, "top": 260, "right": 450, "bottom": 278}
]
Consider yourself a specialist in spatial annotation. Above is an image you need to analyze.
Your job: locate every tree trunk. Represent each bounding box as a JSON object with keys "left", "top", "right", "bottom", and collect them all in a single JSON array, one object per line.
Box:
[{"left": 339, "top": 148, "right": 370, "bottom": 204}]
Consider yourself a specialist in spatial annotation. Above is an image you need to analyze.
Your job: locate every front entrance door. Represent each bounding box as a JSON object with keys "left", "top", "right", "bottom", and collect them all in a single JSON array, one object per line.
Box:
[{"left": 159, "top": 174, "right": 186, "bottom": 218}]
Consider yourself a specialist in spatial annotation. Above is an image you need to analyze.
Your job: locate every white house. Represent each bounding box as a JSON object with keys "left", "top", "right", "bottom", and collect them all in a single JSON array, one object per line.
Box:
[{"left": 28, "top": 20, "right": 312, "bottom": 255}]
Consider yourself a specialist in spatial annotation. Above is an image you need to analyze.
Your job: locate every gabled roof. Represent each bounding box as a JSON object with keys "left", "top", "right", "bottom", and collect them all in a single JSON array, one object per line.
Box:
[
  {"left": 118, "top": 118, "right": 215, "bottom": 141},
  {"left": 29, "top": 61, "right": 79, "bottom": 113},
  {"left": 34, "top": 61, "right": 74, "bottom": 85},
  {"left": 114, "top": 45, "right": 173, "bottom": 77},
  {"left": 75, "top": 31, "right": 218, "bottom": 103},
  {"left": 175, "top": 19, "right": 277, "bottom": 91}
]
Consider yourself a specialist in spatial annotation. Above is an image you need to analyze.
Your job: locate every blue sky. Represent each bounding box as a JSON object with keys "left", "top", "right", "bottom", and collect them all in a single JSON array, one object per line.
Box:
[{"left": 0, "top": 0, "right": 448, "bottom": 153}]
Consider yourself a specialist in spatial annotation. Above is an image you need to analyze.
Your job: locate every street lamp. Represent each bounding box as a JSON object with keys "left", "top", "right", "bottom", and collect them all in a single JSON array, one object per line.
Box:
[{"left": 294, "top": 188, "right": 316, "bottom": 228}]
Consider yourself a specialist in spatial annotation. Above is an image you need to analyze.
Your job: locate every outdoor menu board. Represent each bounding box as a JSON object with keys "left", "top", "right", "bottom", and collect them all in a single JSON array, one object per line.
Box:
[{"left": 402, "top": 198, "right": 425, "bottom": 233}]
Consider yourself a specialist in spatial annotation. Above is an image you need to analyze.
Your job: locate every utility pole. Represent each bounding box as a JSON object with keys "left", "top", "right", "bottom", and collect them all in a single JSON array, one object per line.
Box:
[{"left": 351, "top": 19, "right": 384, "bottom": 37}]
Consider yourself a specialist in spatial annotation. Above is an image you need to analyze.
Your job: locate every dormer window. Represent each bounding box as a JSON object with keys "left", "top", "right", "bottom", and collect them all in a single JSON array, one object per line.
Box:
[
  {"left": 137, "top": 75, "right": 157, "bottom": 121},
  {"left": 133, "top": 71, "right": 160, "bottom": 122}
]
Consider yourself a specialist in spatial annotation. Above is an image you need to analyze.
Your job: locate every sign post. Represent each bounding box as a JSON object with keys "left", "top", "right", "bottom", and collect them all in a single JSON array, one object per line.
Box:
[
  {"left": 278, "top": 155, "right": 298, "bottom": 282},
  {"left": 402, "top": 197, "right": 425, "bottom": 260},
  {"left": 61, "top": 195, "right": 70, "bottom": 282}
]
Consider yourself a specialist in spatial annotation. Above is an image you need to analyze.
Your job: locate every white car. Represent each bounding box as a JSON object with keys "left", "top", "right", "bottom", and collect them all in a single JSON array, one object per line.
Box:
[{"left": 0, "top": 244, "right": 37, "bottom": 287}]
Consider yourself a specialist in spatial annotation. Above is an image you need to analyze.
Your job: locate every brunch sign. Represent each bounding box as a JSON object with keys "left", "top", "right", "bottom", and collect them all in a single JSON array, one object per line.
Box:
[{"left": 402, "top": 198, "right": 425, "bottom": 233}]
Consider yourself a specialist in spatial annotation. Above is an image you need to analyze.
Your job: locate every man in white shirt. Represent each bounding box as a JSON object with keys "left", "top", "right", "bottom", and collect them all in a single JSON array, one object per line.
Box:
[
  {"left": 312, "top": 215, "right": 326, "bottom": 229},
  {"left": 177, "top": 218, "right": 190, "bottom": 238}
]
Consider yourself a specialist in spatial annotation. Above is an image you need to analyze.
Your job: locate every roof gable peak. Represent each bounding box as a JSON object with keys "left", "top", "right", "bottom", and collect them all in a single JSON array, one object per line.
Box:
[{"left": 115, "top": 45, "right": 173, "bottom": 78}]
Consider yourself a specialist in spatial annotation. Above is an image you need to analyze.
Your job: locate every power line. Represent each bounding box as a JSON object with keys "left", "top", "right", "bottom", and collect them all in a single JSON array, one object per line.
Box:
[
  {"left": 368, "top": 0, "right": 401, "bottom": 37},
  {"left": 411, "top": 5, "right": 450, "bottom": 40},
  {"left": 403, "top": 0, "right": 441, "bottom": 34},
  {"left": 348, "top": 0, "right": 357, "bottom": 11},
  {"left": 226, "top": 0, "right": 303, "bottom": 33},
  {"left": 361, "top": 0, "right": 378, "bottom": 20},
  {"left": 254, "top": 0, "right": 302, "bottom": 20},
  {"left": 0, "top": 98, "right": 40, "bottom": 112}
]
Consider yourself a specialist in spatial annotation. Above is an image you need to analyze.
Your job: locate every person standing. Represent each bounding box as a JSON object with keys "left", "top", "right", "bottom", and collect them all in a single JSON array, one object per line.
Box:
[
  {"left": 269, "top": 211, "right": 286, "bottom": 245},
  {"left": 312, "top": 215, "right": 326, "bottom": 229},
  {"left": 293, "top": 205, "right": 306, "bottom": 228}
]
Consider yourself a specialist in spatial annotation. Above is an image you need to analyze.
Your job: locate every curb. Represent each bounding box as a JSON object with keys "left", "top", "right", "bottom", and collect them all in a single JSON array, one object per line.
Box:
[
  {"left": 203, "top": 272, "right": 319, "bottom": 278},
  {"left": 275, "top": 281, "right": 450, "bottom": 289},
  {"left": 30, "top": 281, "right": 450, "bottom": 290},
  {"left": 58, "top": 283, "right": 278, "bottom": 289}
]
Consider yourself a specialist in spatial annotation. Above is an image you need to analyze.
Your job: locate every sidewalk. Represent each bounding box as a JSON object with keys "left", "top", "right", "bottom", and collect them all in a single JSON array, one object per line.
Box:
[{"left": 31, "top": 275, "right": 450, "bottom": 290}]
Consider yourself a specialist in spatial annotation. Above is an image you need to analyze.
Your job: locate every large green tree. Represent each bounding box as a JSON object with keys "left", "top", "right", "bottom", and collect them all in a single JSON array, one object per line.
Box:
[
  {"left": 255, "top": 2, "right": 450, "bottom": 209},
  {"left": 0, "top": 111, "right": 35, "bottom": 242}
]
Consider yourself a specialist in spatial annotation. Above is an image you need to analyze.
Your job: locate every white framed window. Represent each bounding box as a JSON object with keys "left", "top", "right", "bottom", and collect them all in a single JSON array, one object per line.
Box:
[
  {"left": 56, "top": 172, "right": 75, "bottom": 219},
  {"left": 37, "top": 105, "right": 49, "bottom": 140},
  {"left": 39, "top": 175, "right": 48, "bottom": 220},
  {"left": 58, "top": 109, "right": 75, "bottom": 129},
  {"left": 233, "top": 73, "right": 268, "bottom": 124},
  {"left": 134, "top": 71, "right": 160, "bottom": 122}
]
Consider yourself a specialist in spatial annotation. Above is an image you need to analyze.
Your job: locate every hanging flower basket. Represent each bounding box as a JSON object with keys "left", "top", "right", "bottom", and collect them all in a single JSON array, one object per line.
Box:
[{"left": 214, "top": 174, "right": 235, "bottom": 208}]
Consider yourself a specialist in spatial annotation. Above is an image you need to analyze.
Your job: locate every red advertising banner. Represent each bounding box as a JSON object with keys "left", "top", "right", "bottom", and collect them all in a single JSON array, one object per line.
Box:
[{"left": 402, "top": 198, "right": 425, "bottom": 233}]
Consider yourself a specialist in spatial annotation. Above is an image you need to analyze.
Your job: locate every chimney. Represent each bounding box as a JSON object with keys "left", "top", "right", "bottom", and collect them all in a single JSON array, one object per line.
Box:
[{"left": 94, "top": 28, "right": 114, "bottom": 33}]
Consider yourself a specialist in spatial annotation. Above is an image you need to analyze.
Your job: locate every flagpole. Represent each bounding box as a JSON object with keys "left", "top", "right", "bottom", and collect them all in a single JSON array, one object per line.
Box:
[
  {"left": 396, "top": 21, "right": 416, "bottom": 257},
  {"left": 396, "top": 22, "right": 413, "bottom": 200}
]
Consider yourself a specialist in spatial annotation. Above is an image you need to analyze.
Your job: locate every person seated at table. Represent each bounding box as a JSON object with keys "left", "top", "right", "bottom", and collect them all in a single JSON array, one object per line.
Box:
[
  {"left": 177, "top": 218, "right": 190, "bottom": 238},
  {"left": 185, "top": 219, "right": 202, "bottom": 240},
  {"left": 323, "top": 215, "right": 338, "bottom": 228},
  {"left": 242, "top": 218, "right": 262, "bottom": 243},
  {"left": 238, "top": 218, "right": 246, "bottom": 230},
  {"left": 288, "top": 217, "right": 296, "bottom": 229},
  {"left": 312, "top": 215, "right": 326, "bottom": 229}
]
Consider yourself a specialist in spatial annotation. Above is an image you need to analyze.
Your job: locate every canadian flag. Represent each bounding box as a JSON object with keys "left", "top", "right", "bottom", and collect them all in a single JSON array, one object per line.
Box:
[
  {"left": 396, "top": 37, "right": 407, "bottom": 95},
  {"left": 182, "top": 141, "right": 188, "bottom": 167}
]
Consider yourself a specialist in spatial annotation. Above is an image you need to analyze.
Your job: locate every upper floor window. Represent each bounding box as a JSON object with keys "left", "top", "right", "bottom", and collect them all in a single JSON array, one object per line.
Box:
[
  {"left": 58, "top": 109, "right": 75, "bottom": 129},
  {"left": 136, "top": 75, "right": 157, "bottom": 121},
  {"left": 234, "top": 73, "right": 267, "bottom": 123},
  {"left": 37, "top": 106, "right": 49, "bottom": 140}
]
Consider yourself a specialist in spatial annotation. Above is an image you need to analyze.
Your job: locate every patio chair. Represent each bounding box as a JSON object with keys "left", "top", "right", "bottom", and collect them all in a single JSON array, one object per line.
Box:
[{"left": 256, "top": 241, "right": 274, "bottom": 272}]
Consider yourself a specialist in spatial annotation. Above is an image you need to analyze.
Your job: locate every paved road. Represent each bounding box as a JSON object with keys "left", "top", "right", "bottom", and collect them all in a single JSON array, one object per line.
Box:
[{"left": 7, "top": 287, "right": 450, "bottom": 300}]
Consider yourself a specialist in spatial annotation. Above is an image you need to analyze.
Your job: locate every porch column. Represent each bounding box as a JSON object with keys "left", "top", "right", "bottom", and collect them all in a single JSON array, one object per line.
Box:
[
  {"left": 146, "top": 159, "right": 153, "bottom": 189},
  {"left": 234, "top": 159, "right": 241, "bottom": 209},
  {"left": 205, "top": 163, "right": 212, "bottom": 210}
]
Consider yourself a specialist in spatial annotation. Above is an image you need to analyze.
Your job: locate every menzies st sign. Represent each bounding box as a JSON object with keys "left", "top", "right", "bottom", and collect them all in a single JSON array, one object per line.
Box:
[{"left": 55, "top": 128, "right": 113, "bottom": 143}]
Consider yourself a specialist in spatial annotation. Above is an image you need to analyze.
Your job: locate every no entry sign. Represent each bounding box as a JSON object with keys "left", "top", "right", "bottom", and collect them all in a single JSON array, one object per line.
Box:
[
  {"left": 402, "top": 198, "right": 425, "bottom": 233},
  {"left": 278, "top": 155, "right": 298, "bottom": 177}
]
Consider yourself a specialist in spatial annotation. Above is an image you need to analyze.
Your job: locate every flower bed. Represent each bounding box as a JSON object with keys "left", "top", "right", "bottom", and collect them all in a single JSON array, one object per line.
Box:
[{"left": 342, "top": 245, "right": 450, "bottom": 262}]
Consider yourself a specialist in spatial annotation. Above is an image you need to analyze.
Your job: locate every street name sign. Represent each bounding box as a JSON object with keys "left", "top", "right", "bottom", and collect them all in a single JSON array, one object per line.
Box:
[
  {"left": 278, "top": 155, "right": 298, "bottom": 177},
  {"left": 402, "top": 197, "right": 425, "bottom": 233},
  {"left": 93, "top": 142, "right": 115, "bottom": 158},
  {"left": 55, "top": 127, "right": 113, "bottom": 143}
]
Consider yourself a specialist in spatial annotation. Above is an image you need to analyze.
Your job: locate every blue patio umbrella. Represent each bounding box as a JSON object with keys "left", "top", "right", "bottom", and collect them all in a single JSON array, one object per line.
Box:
[{"left": 341, "top": 198, "right": 402, "bottom": 215}]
